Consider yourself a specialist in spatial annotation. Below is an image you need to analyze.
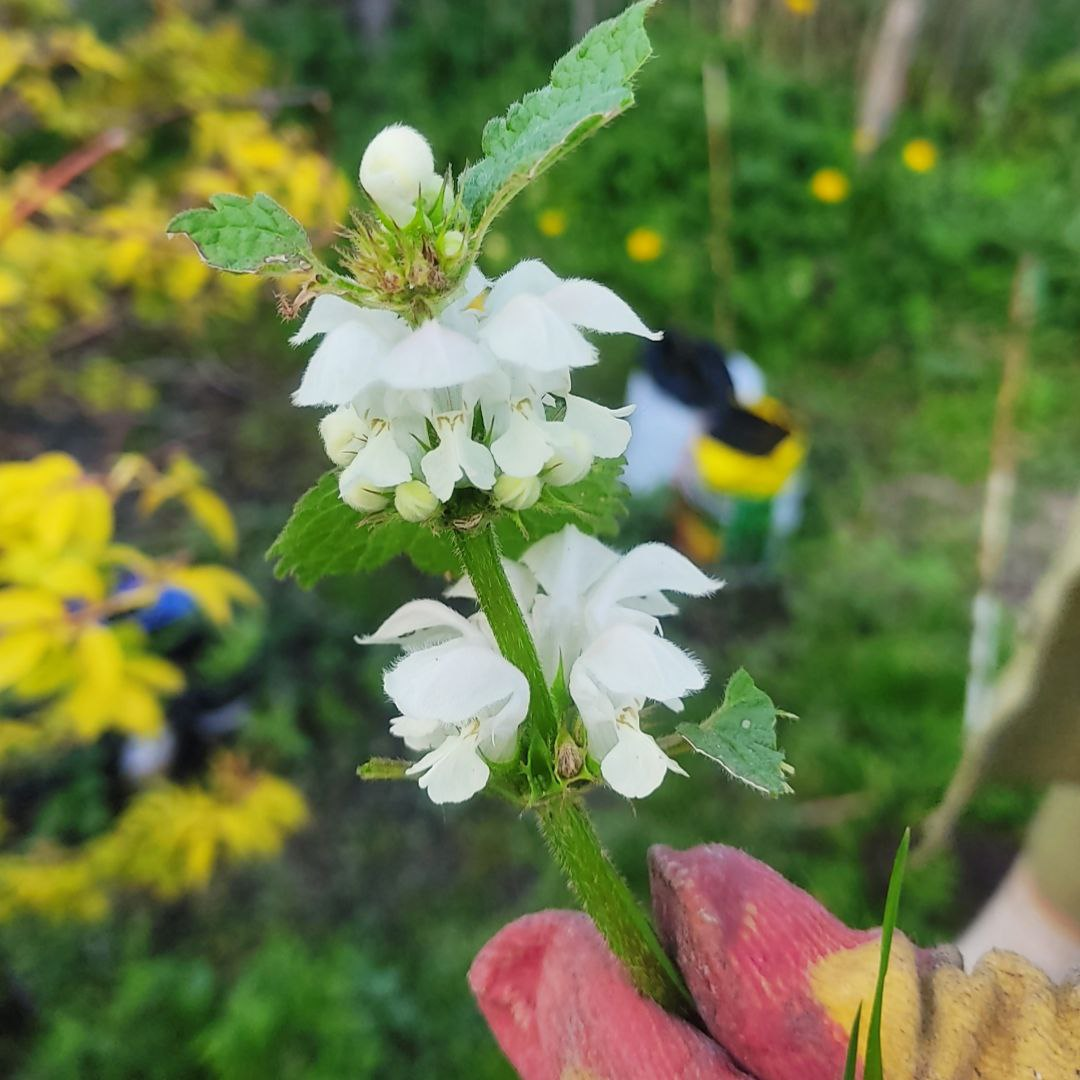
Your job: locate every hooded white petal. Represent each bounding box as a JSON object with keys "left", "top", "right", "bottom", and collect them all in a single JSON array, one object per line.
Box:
[
  {"left": 588, "top": 543, "right": 720, "bottom": 615},
  {"left": 357, "top": 599, "right": 480, "bottom": 650},
  {"left": 542, "top": 279, "right": 662, "bottom": 339},
  {"left": 521, "top": 526, "right": 619, "bottom": 600},
  {"left": 290, "top": 295, "right": 402, "bottom": 347},
  {"left": 480, "top": 294, "right": 597, "bottom": 374},
  {"left": 382, "top": 322, "right": 494, "bottom": 390},
  {"left": 601, "top": 724, "right": 686, "bottom": 799},
  {"left": 484, "top": 259, "right": 563, "bottom": 314},
  {"left": 572, "top": 623, "right": 707, "bottom": 707},
  {"left": 292, "top": 321, "right": 391, "bottom": 406},
  {"left": 384, "top": 642, "right": 528, "bottom": 729}
]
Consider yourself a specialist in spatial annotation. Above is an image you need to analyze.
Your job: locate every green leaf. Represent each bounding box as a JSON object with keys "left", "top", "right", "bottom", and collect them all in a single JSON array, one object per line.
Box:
[
  {"left": 357, "top": 758, "right": 412, "bottom": 781},
  {"left": 267, "top": 472, "right": 458, "bottom": 586},
  {"left": 167, "top": 193, "right": 313, "bottom": 274},
  {"left": 842, "top": 1003, "right": 863, "bottom": 1080},
  {"left": 497, "top": 457, "right": 629, "bottom": 558},
  {"left": 460, "top": 1, "right": 656, "bottom": 228},
  {"left": 864, "top": 828, "right": 911, "bottom": 1080},
  {"left": 268, "top": 461, "right": 628, "bottom": 588},
  {"left": 676, "top": 668, "right": 794, "bottom": 796}
]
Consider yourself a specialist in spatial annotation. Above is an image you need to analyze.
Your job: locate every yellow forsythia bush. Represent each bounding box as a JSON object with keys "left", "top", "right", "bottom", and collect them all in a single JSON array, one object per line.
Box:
[
  {"left": 0, "top": 0, "right": 351, "bottom": 410},
  {"left": 0, "top": 451, "right": 308, "bottom": 919}
]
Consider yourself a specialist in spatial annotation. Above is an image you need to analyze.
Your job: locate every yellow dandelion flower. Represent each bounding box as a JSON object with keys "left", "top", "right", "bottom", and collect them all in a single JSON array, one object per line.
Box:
[
  {"left": 625, "top": 226, "right": 664, "bottom": 262},
  {"left": 902, "top": 138, "right": 937, "bottom": 173},
  {"left": 809, "top": 168, "right": 850, "bottom": 204},
  {"left": 784, "top": 0, "right": 817, "bottom": 14},
  {"left": 537, "top": 208, "right": 567, "bottom": 237}
]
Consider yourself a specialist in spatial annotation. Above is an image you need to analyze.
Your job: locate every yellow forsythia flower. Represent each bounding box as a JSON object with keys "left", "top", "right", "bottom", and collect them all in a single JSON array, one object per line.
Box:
[
  {"left": 784, "top": 0, "right": 817, "bottom": 14},
  {"left": 625, "top": 226, "right": 664, "bottom": 262},
  {"left": 138, "top": 453, "right": 238, "bottom": 553},
  {"left": 536, "top": 208, "right": 568, "bottom": 237},
  {"left": 902, "top": 138, "right": 938, "bottom": 173},
  {"left": 809, "top": 168, "right": 850, "bottom": 204},
  {"left": 0, "top": 852, "right": 109, "bottom": 921}
]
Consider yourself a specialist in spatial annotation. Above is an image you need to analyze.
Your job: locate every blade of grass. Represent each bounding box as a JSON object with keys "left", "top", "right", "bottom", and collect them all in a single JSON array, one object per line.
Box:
[
  {"left": 842, "top": 1003, "right": 863, "bottom": 1080},
  {"left": 864, "top": 827, "right": 911, "bottom": 1080}
]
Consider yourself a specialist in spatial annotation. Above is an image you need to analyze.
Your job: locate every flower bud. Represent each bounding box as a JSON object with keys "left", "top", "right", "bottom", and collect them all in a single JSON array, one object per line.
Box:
[
  {"left": 543, "top": 432, "right": 593, "bottom": 487},
  {"left": 340, "top": 477, "right": 389, "bottom": 513},
  {"left": 394, "top": 479, "right": 441, "bottom": 522},
  {"left": 319, "top": 406, "right": 365, "bottom": 467},
  {"left": 555, "top": 736, "right": 586, "bottom": 780},
  {"left": 441, "top": 229, "right": 464, "bottom": 258},
  {"left": 359, "top": 124, "right": 442, "bottom": 228},
  {"left": 493, "top": 474, "right": 542, "bottom": 511}
]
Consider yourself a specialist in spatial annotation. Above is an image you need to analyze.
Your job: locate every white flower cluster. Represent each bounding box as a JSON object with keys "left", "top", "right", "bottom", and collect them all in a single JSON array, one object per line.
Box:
[
  {"left": 359, "top": 526, "right": 720, "bottom": 804},
  {"left": 295, "top": 262, "right": 659, "bottom": 519},
  {"left": 292, "top": 127, "right": 661, "bottom": 521}
]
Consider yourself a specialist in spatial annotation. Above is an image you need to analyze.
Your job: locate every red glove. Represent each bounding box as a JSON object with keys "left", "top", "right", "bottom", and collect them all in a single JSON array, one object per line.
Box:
[{"left": 470, "top": 844, "right": 925, "bottom": 1080}]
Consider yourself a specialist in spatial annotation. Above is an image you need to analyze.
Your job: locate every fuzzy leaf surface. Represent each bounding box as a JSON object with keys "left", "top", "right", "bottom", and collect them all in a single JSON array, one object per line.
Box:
[
  {"left": 167, "top": 193, "right": 313, "bottom": 274},
  {"left": 677, "top": 668, "right": 793, "bottom": 797},
  {"left": 268, "top": 460, "right": 629, "bottom": 586},
  {"left": 460, "top": 1, "right": 656, "bottom": 226}
]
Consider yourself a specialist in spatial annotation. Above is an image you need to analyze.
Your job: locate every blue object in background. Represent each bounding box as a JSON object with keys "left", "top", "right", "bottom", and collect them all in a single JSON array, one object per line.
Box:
[{"left": 115, "top": 573, "right": 197, "bottom": 631}]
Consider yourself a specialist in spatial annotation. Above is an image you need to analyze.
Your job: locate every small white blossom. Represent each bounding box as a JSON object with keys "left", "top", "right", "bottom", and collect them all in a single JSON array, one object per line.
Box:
[
  {"left": 291, "top": 260, "right": 659, "bottom": 512},
  {"left": 358, "top": 600, "right": 529, "bottom": 804},
  {"left": 519, "top": 526, "right": 721, "bottom": 798},
  {"left": 421, "top": 407, "right": 496, "bottom": 500}
]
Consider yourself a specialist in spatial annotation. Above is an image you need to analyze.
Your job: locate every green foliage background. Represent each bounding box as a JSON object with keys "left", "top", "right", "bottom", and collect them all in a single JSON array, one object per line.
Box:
[{"left": 4, "top": 0, "right": 1080, "bottom": 1075}]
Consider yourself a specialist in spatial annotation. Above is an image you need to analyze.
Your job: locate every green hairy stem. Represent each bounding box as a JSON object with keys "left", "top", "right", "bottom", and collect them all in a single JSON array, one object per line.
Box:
[
  {"left": 452, "top": 525, "right": 559, "bottom": 752},
  {"left": 536, "top": 795, "right": 693, "bottom": 1017},
  {"left": 453, "top": 524, "right": 691, "bottom": 1016}
]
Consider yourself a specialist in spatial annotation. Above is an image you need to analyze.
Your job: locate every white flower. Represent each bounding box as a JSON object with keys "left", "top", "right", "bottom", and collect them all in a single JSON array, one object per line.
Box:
[
  {"left": 336, "top": 410, "right": 420, "bottom": 501},
  {"left": 358, "top": 600, "right": 529, "bottom": 804},
  {"left": 421, "top": 407, "right": 496, "bottom": 501},
  {"left": 290, "top": 296, "right": 492, "bottom": 408},
  {"left": 479, "top": 260, "right": 662, "bottom": 375},
  {"left": 290, "top": 258, "right": 658, "bottom": 514},
  {"left": 567, "top": 624, "right": 700, "bottom": 798},
  {"left": 359, "top": 124, "right": 444, "bottom": 227},
  {"left": 519, "top": 525, "right": 720, "bottom": 798}
]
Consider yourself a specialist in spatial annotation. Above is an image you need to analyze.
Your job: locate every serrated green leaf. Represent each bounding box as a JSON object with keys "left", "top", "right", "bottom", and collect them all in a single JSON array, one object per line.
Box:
[
  {"left": 167, "top": 192, "right": 313, "bottom": 274},
  {"left": 460, "top": 1, "right": 656, "bottom": 228},
  {"left": 268, "top": 461, "right": 628, "bottom": 588},
  {"left": 677, "top": 668, "right": 793, "bottom": 797},
  {"left": 267, "top": 472, "right": 458, "bottom": 586}
]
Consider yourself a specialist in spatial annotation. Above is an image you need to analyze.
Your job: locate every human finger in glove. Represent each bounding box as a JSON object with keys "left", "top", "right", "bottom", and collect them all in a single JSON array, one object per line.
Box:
[{"left": 470, "top": 844, "right": 1080, "bottom": 1079}]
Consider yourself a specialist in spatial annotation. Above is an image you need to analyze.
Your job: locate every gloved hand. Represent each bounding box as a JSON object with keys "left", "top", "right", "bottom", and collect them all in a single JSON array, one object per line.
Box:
[{"left": 470, "top": 844, "right": 1080, "bottom": 1079}]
